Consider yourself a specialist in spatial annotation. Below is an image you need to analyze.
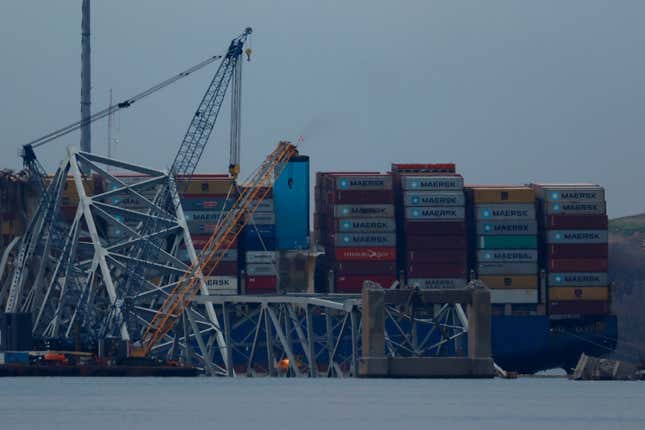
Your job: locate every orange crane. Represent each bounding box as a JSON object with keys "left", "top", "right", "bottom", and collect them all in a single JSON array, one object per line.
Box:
[{"left": 137, "top": 141, "right": 299, "bottom": 356}]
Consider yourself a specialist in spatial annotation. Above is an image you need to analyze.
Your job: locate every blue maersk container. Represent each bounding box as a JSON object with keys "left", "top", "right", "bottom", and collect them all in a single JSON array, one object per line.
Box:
[{"left": 274, "top": 156, "right": 310, "bottom": 250}]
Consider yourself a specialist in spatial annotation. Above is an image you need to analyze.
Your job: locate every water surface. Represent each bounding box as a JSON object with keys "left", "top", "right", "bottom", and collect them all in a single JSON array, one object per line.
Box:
[{"left": 1, "top": 377, "right": 643, "bottom": 430}]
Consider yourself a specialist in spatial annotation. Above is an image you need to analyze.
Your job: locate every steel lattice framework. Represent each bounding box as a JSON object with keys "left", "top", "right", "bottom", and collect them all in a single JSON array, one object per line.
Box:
[
  {"left": 192, "top": 291, "right": 471, "bottom": 377},
  {"left": 10, "top": 147, "right": 229, "bottom": 374}
]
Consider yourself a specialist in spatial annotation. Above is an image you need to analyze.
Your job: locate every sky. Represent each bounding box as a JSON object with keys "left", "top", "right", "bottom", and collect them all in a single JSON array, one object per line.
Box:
[{"left": 0, "top": 1, "right": 644, "bottom": 217}]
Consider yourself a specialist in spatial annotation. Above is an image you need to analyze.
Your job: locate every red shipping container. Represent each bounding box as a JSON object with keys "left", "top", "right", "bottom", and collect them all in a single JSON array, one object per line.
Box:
[
  {"left": 334, "top": 247, "right": 397, "bottom": 261},
  {"left": 333, "top": 261, "right": 397, "bottom": 276},
  {"left": 546, "top": 244, "right": 608, "bottom": 259},
  {"left": 547, "top": 258, "right": 608, "bottom": 272},
  {"left": 548, "top": 301, "right": 609, "bottom": 315},
  {"left": 544, "top": 215, "right": 608, "bottom": 230},
  {"left": 407, "top": 249, "right": 467, "bottom": 263},
  {"left": 391, "top": 163, "right": 456, "bottom": 173},
  {"left": 328, "top": 190, "right": 394, "bottom": 204},
  {"left": 335, "top": 275, "right": 397, "bottom": 293},
  {"left": 246, "top": 276, "right": 277, "bottom": 293},
  {"left": 203, "top": 261, "right": 238, "bottom": 276},
  {"left": 407, "top": 263, "right": 467, "bottom": 277},
  {"left": 404, "top": 221, "right": 467, "bottom": 236},
  {"left": 405, "top": 235, "right": 467, "bottom": 250}
]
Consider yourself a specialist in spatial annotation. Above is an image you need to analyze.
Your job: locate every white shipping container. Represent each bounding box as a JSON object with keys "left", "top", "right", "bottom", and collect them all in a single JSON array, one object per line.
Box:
[
  {"left": 246, "top": 263, "right": 279, "bottom": 276},
  {"left": 490, "top": 289, "right": 538, "bottom": 304},
  {"left": 407, "top": 278, "right": 467, "bottom": 289},
  {"left": 476, "top": 221, "right": 538, "bottom": 236},
  {"left": 335, "top": 233, "right": 397, "bottom": 247},
  {"left": 246, "top": 251, "right": 278, "bottom": 264},
  {"left": 251, "top": 199, "right": 274, "bottom": 212},
  {"left": 534, "top": 185, "right": 605, "bottom": 203},
  {"left": 405, "top": 207, "right": 465, "bottom": 220},
  {"left": 334, "top": 175, "right": 392, "bottom": 190},
  {"left": 544, "top": 201, "right": 606, "bottom": 215},
  {"left": 477, "top": 262, "right": 538, "bottom": 275},
  {"left": 475, "top": 204, "right": 536, "bottom": 220},
  {"left": 179, "top": 249, "right": 237, "bottom": 263},
  {"left": 401, "top": 175, "right": 464, "bottom": 191},
  {"left": 204, "top": 276, "right": 238, "bottom": 294},
  {"left": 548, "top": 272, "right": 608, "bottom": 287},
  {"left": 337, "top": 218, "right": 396, "bottom": 232},
  {"left": 546, "top": 230, "right": 608, "bottom": 244},
  {"left": 245, "top": 212, "right": 276, "bottom": 225},
  {"left": 404, "top": 191, "right": 465, "bottom": 207},
  {"left": 185, "top": 211, "right": 226, "bottom": 223},
  {"left": 477, "top": 249, "right": 538, "bottom": 263},
  {"left": 334, "top": 204, "right": 395, "bottom": 218}
]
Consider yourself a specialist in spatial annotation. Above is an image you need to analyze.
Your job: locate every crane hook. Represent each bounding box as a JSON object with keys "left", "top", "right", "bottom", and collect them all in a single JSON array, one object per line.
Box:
[{"left": 245, "top": 47, "right": 252, "bottom": 62}]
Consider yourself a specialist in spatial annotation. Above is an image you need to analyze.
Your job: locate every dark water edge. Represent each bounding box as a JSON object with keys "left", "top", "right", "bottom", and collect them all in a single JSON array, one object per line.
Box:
[{"left": 0, "top": 377, "right": 643, "bottom": 430}]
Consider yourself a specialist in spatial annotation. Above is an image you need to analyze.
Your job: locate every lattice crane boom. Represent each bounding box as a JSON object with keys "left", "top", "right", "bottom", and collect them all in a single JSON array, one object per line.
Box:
[{"left": 140, "top": 141, "right": 298, "bottom": 354}]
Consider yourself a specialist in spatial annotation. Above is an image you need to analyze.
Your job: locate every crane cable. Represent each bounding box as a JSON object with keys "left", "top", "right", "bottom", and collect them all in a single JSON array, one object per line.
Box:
[{"left": 23, "top": 54, "right": 224, "bottom": 151}]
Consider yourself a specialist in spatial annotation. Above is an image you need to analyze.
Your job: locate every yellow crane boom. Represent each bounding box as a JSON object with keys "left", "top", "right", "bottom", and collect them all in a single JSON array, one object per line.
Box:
[{"left": 140, "top": 141, "right": 298, "bottom": 355}]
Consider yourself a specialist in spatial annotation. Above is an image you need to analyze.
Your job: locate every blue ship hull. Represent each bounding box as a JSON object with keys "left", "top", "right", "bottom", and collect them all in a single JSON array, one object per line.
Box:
[{"left": 492, "top": 314, "right": 618, "bottom": 373}]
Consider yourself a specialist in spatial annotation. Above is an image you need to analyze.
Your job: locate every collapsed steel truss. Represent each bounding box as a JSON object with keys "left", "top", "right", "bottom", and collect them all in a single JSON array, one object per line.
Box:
[
  {"left": 194, "top": 292, "right": 470, "bottom": 377},
  {"left": 3, "top": 147, "right": 231, "bottom": 375}
]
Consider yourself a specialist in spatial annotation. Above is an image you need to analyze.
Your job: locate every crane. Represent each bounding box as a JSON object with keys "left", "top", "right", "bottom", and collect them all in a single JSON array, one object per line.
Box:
[
  {"left": 139, "top": 141, "right": 298, "bottom": 355},
  {"left": 3, "top": 52, "right": 226, "bottom": 313},
  {"left": 117, "top": 27, "right": 253, "bottom": 324},
  {"left": 4, "top": 27, "right": 253, "bottom": 326}
]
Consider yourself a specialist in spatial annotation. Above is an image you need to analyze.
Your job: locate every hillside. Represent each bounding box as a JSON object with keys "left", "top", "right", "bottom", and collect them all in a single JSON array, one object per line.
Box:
[{"left": 610, "top": 213, "right": 645, "bottom": 237}]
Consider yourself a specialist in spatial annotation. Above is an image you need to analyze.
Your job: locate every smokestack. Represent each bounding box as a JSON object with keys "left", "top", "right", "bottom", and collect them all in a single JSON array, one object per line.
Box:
[{"left": 80, "top": 0, "right": 91, "bottom": 154}]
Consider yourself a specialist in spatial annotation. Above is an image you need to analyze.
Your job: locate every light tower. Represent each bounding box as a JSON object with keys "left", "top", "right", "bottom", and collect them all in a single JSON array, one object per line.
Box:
[{"left": 80, "top": 0, "right": 91, "bottom": 154}]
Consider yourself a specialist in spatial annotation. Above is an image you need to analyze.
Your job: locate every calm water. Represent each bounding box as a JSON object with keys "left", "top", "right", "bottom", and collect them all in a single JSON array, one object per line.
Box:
[{"left": 0, "top": 377, "right": 643, "bottom": 430}]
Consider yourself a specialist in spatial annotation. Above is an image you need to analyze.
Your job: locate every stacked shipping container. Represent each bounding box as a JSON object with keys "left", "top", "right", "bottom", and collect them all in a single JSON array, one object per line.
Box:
[
  {"left": 532, "top": 184, "right": 610, "bottom": 315},
  {"left": 179, "top": 175, "right": 239, "bottom": 295},
  {"left": 392, "top": 164, "right": 467, "bottom": 289},
  {"left": 315, "top": 172, "right": 398, "bottom": 293},
  {"left": 466, "top": 186, "right": 539, "bottom": 304},
  {"left": 242, "top": 187, "right": 279, "bottom": 293}
]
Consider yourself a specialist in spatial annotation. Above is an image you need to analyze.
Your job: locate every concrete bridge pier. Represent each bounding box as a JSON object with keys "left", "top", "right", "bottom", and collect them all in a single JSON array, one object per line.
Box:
[{"left": 359, "top": 286, "right": 496, "bottom": 378}]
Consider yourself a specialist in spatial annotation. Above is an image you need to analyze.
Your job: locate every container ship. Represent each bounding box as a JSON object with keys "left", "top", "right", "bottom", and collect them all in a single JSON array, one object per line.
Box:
[{"left": 0, "top": 159, "right": 616, "bottom": 373}]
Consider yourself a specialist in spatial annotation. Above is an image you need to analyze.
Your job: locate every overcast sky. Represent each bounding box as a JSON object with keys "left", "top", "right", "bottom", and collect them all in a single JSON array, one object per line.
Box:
[{"left": 1, "top": 1, "right": 643, "bottom": 217}]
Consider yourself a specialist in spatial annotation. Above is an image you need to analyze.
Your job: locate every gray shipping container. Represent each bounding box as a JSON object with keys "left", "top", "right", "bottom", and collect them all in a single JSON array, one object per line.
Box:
[
  {"left": 548, "top": 272, "right": 608, "bottom": 287},
  {"left": 246, "top": 263, "right": 279, "bottom": 276},
  {"left": 405, "top": 206, "right": 465, "bottom": 221},
  {"left": 546, "top": 230, "right": 608, "bottom": 244},
  {"left": 476, "top": 221, "right": 538, "bottom": 236},
  {"left": 476, "top": 262, "right": 539, "bottom": 275},
  {"left": 535, "top": 186, "right": 605, "bottom": 203},
  {"left": 251, "top": 199, "right": 274, "bottom": 212},
  {"left": 246, "top": 251, "right": 278, "bottom": 264},
  {"left": 407, "top": 278, "right": 467, "bottom": 289},
  {"left": 334, "top": 175, "right": 392, "bottom": 190},
  {"left": 477, "top": 249, "right": 538, "bottom": 263},
  {"left": 337, "top": 218, "right": 396, "bottom": 232},
  {"left": 180, "top": 248, "right": 237, "bottom": 263},
  {"left": 404, "top": 191, "right": 465, "bottom": 207},
  {"left": 401, "top": 175, "right": 464, "bottom": 191},
  {"left": 475, "top": 204, "right": 536, "bottom": 220},
  {"left": 544, "top": 201, "right": 606, "bottom": 215},
  {"left": 335, "top": 233, "right": 397, "bottom": 247},
  {"left": 246, "top": 212, "right": 276, "bottom": 225},
  {"left": 334, "top": 204, "right": 395, "bottom": 218},
  {"left": 185, "top": 211, "right": 226, "bottom": 223}
]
